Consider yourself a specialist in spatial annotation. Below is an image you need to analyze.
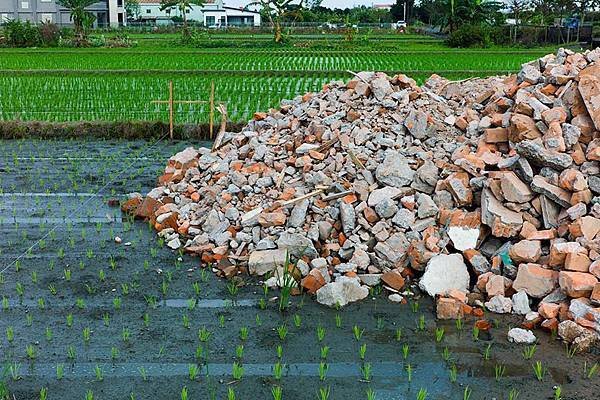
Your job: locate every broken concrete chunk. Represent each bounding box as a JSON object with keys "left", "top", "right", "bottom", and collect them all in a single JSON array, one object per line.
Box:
[
  {"left": 485, "top": 295, "right": 513, "bottom": 314},
  {"left": 340, "top": 202, "right": 356, "bottom": 234},
  {"left": 375, "top": 151, "right": 415, "bottom": 188},
  {"left": 436, "top": 297, "right": 465, "bottom": 320},
  {"left": 530, "top": 176, "right": 572, "bottom": 208},
  {"left": 513, "top": 263, "right": 558, "bottom": 298},
  {"left": 447, "top": 226, "right": 479, "bottom": 251},
  {"left": 248, "top": 249, "right": 288, "bottom": 276},
  {"left": 509, "top": 114, "right": 541, "bottom": 142},
  {"left": 288, "top": 200, "right": 309, "bottom": 228},
  {"left": 515, "top": 140, "right": 573, "bottom": 170},
  {"left": 512, "top": 291, "right": 531, "bottom": 315},
  {"left": 241, "top": 207, "right": 263, "bottom": 227},
  {"left": 509, "top": 240, "right": 541, "bottom": 264},
  {"left": 316, "top": 276, "right": 369, "bottom": 307},
  {"left": 370, "top": 74, "right": 393, "bottom": 101},
  {"left": 404, "top": 109, "right": 428, "bottom": 139},
  {"left": 368, "top": 186, "right": 402, "bottom": 207},
  {"left": 578, "top": 63, "right": 600, "bottom": 131},
  {"left": 558, "top": 271, "right": 598, "bottom": 297},
  {"left": 500, "top": 172, "right": 535, "bottom": 203},
  {"left": 419, "top": 254, "right": 470, "bottom": 297},
  {"left": 276, "top": 233, "right": 318, "bottom": 259},
  {"left": 508, "top": 328, "right": 537, "bottom": 344},
  {"left": 481, "top": 189, "right": 523, "bottom": 238}
]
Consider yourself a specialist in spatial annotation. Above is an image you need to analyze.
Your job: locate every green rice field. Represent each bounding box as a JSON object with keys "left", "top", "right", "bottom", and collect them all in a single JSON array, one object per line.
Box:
[{"left": 0, "top": 33, "right": 569, "bottom": 124}]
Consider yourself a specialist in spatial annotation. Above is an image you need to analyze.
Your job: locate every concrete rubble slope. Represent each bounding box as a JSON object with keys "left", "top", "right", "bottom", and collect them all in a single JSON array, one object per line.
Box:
[{"left": 124, "top": 48, "right": 600, "bottom": 352}]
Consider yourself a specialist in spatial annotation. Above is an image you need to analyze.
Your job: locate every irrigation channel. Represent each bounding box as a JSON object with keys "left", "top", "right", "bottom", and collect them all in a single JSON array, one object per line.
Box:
[{"left": 1, "top": 139, "right": 599, "bottom": 400}]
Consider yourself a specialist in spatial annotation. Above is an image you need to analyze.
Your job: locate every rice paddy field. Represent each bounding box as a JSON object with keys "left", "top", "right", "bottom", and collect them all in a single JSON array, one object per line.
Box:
[
  {"left": 1, "top": 138, "right": 599, "bottom": 400},
  {"left": 0, "top": 33, "right": 568, "bottom": 124},
  {"left": 1, "top": 32, "right": 599, "bottom": 400}
]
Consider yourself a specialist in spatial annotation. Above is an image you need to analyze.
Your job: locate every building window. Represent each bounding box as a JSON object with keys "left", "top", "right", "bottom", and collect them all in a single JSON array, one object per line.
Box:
[
  {"left": 185, "top": 9, "right": 189, "bottom": 13},
  {"left": 0, "top": 13, "right": 9, "bottom": 23},
  {"left": 40, "top": 0, "right": 52, "bottom": 3},
  {"left": 117, "top": 0, "right": 122, "bottom": 6},
  {"left": 165, "top": 9, "right": 170, "bottom": 14},
  {"left": 206, "top": 16, "right": 215, "bottom": 26},
  {"left": 21, "top": 1, "right": 29, "bottom": 9},
  {"left": 40, "top": 13, "right": 53, "bottom": 22},
  {"left": 146, "top": 9, "right": 151, "bottom": 13}
]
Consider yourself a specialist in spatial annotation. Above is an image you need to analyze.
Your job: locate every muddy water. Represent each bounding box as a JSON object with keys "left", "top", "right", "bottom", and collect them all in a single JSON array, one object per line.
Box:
[{"left": 0, "top": 140, "right": 599, "bottom": 400}]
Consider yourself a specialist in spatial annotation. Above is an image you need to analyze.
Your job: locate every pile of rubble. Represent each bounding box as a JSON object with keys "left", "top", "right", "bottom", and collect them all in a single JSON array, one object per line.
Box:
[{"left": 123, "top": 48, "right": 600, "bottom": 351}]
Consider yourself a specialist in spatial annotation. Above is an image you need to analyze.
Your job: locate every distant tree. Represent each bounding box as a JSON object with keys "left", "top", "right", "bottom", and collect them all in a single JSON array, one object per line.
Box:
[
  {"left": 414, "top": 0, "right": 448, "bottom": 26},
  {"left": 455, "top": 0, "right": 504, "bottom": 25},
  {"left": 573, "top": 0, "right": 599, "bottom": 40},
  {"left": 160, "top": 0, "right": 204, "bottom": 38},
  {"left": 530, "top": 0, "right": 556, "bottom": 25},
  {"left": 56, "top": 0, "right": 97, "bottom": 42},
  {"left": 125, "top": 0, "right": 141, "bottom": 21},
  {"left": 507, "top": 0, "right": 530, "bottom": 26},
  {"left": 391, "top": 0, "right": 416, "bottom": 22},
  {"left": 246, "top": 0, "right": 304, "bottom": 43},
  {"left": 414, "top": 0, "right": 503, "bottom": 31},
  {"left": 507, "top": 0, "right": 530, "bottom": 41}
]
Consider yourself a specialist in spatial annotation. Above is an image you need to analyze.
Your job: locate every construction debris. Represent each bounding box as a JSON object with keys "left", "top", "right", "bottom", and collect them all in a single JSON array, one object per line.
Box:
[{"left": 124, "top": 48, "right": 600, "bottom": 351}]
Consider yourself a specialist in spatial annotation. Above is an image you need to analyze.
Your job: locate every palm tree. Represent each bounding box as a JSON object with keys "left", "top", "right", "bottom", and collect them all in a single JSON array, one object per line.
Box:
[
  {"left": 57, "top": 0, "right": 98, "bottom": 43},
  {"left": 160, "top": 0, "right": 205, "bottom": 39}
]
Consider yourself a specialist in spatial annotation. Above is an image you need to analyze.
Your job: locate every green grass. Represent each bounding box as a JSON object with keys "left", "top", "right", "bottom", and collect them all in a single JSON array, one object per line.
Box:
[{"left": 0, "top": 33, "right": 565, "bottom": 124}]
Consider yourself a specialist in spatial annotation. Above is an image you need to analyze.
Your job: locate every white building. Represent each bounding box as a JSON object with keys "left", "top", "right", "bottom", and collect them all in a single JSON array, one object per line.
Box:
[
  {"left": 137, "top": 0, "right": 260, "bottom": 27},
  {"left": 0, "top": 0, "right": 125, "bottom": 27}
]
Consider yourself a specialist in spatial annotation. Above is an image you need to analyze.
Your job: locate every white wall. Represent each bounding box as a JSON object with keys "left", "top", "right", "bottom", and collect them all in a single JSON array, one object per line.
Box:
[{"left": 138, "top": 1, "right": 260, "bottom": 26}]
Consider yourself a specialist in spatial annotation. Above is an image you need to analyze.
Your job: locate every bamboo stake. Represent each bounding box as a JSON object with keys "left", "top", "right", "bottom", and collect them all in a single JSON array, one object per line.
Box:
[
  {"left": 150, "top": 81, "right": 222, "bottom": 141},
  {"left": 168, "top": 80, "right": 174, "bottom": 141},
  {"left": 209, "top": 80, "right": 215, "bottom": 139}
]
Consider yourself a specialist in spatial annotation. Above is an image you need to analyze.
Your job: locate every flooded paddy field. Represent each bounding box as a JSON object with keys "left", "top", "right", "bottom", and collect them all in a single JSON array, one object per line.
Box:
[{"left": 1, "top": 139, "right": 598, "bottom": 400}]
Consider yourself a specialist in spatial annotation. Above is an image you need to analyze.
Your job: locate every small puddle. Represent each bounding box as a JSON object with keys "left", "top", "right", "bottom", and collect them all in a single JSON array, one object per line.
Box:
[
  {"left": 11, "top": 157, "right": 150, "bottom": 162},
  {"left": 163, "top": 299, "right": 258, "bottom": 308},
  {"left": 4, "top": 298, "right": 258, "bottom": 309},
  {"left": 17, "top": 360, "right": 448, "bottom": 379},
  {"left": 0, "top": 217, "right": 119, "bottom": 224},
  {"left": 0, "top": 193, "right": 98, "bottom": 197}
]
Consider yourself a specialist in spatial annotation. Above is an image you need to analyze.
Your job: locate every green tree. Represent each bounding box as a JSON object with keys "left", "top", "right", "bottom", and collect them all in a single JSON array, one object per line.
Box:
[
  {"left": 247, "top": 0, "right": 304, "bottom": 43},
  {"left": 413, "top": 0, "right": 504, "bottom": 31},
  {"left": 160, "top": 0, "right": 205, "bottom": 38},
  {"left": 125, "top": 0, "right": 141, "bottom": 21},
  {"left": 56, "top": 0, "right": 97, "bottom": 42},
  {"left": 391, "top": 0, "right": 416, "bottom": 22}
]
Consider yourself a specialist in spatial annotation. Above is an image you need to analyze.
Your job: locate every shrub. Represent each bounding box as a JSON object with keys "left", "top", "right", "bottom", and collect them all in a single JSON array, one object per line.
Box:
[
  {"left": 106, "top": 33, "right": 137, "bottom": 48},
  {"left": 3, "top": 19, "right": 42, "bottom": 47},
  {"left": 446, "top": 24, "right": 492, "bottom": 48},
  {"left": 0, "top": 20, "right": 64, "bottom": 47},
  {"left": 38, "top": 22, "right": 61, "bottom": 47}
]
